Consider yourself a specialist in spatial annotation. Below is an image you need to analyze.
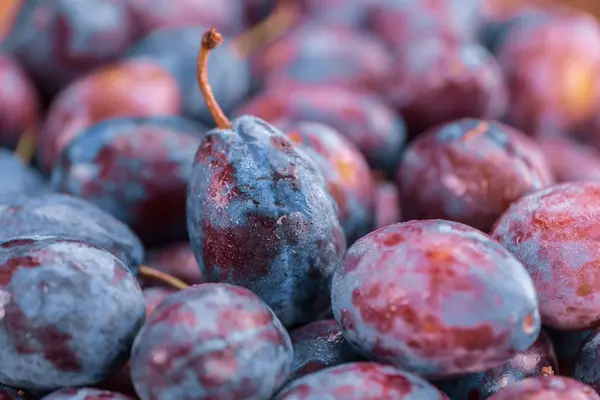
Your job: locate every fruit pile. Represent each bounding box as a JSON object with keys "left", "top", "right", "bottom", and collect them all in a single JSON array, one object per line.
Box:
[{"left": 4, "top": 0, "right": 600, "bottom": 399}]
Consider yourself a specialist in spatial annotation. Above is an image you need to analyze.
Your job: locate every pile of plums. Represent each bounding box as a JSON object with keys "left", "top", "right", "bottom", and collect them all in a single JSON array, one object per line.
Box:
[{"left": 3, "top": 0, "right": 600, "bottom": 399}]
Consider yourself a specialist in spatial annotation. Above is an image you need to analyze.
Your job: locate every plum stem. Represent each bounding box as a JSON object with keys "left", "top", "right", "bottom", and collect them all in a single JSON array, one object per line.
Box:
[
  {"left": 196, "top": 29, "right": 232, "bottom": 130},
  {"left": 13, "top": 129, "right": 36, "bottom": 164},
  {"left": 138, "top": 265, "right": 189, "bottom": 290},
  {"left": 232, "top": 0, "right": 300, "bottom": 58}
]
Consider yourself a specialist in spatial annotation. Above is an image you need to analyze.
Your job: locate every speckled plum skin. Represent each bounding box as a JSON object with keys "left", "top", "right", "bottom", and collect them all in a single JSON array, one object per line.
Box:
[
  {"left": 537, "top": 137, "right": 600, "bottom": 183},
  {"left": 436, "top": 329, "right": 558, "bottom": 399},
  {"left": 283, "top": 121, "right": 375, "bottom": 244},
  {"left": 289, "top": 319, "right": 364, "bottom": 379},
  {"left": 332, "top": 220, "right": 541, "bottom": 378},
  {"left": 397, "top": 119, "right": 554, "bottom": 233},
  {"left": 128, "top": 0, "right": 244, "bottom": 36},
  {"left": 573, "top": 329, "right": 600, "bottom": 394},
  {"left": 42, "top": 388, "right": 135, "bottom": 399},
  {"left": 3, "top": 0, "right": 141, "bottom": 95},
  {"left": 126, "top": 27, "right": 250, "bottom": 125},
  {"left": 495, "top": 9, "right": 600, "bottom": 137},
  {"left": 491, "top": 181, "right": 600, "bottom": 330},
  {"left": 38, "top": 59, "right": 181, "bottom": 173},
  {"left": 0, "top": 55, "right": 39, "bottom": 149},
  {"left": 256, "top": 23, "right": 392, "bottom": 92},
  {"left": 0, "top": 236, "right": 146, "bottom": 392},
  {"left": 374, "top": 181, "right": 402, "bottom": 229},
  {"left": 547, "top": 328, "right": 592, "bottom": 375},
  {"left": 50, "top": 116, "right": 206, "bottom": 246},
  {"left": 143, "top": 287, "right": 176, "bottom": 316},
  {"left": 0, "top": 193, "right": 143, "bottom": 273},
  {"left": 274, "top": 362, "right": 450, "bottom": 400},
  {"left": 187, "top": 115, "right": 345, "bottom": 327},
  {"left": 236, "top": 86, "right": 407, "bottom": 175},
  {"left": 382, "top": 36, "right": 507, "bottom": 137},
  {"left": 141, "top": 242, "right": 202, "bottom": 288},
  {"left": 488, "top": 376, "right": 600, "bottom": 400},
  {"left": 130, "top": 283, "right": 293, "bottom": 400},
  {"left": 0, "top": 150, "right": 49, "bottom": 196}
]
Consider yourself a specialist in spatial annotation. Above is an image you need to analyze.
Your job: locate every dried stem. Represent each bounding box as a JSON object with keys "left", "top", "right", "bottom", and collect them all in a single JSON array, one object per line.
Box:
[
  {"left": 13, "top": 129, "right": 36, "bottom": 164},
  {"left": 138, "top": 265, "right": 189, "bottom": 291}
]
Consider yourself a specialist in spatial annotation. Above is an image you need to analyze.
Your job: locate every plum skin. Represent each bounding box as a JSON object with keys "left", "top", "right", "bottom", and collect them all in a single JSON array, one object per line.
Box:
[
  {"left": 130, "top": 283, "right": 293, "bottom": 400},
  {"left": 332, "top": 219, "right": 540, "bottom": 378},
  {"left": 0, "top": 235, "right": 146, "bottom": 392},
  {"left": 491, "top": 181, "right": 600, "bottom": 330},
  {"left": 187, "top": 115, "right": 346, "bottom": 328},
  {"left": 488, "top": 376, "right": 600, "bottom": 399},
  {"left": 42, "top": 387, "right": 135, "bottom": 399}
]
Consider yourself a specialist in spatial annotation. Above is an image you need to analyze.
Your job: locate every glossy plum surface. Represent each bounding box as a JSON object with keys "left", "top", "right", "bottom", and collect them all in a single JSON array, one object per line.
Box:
[
  {"left": 130, "top": 283, "right": 293, "bottom": 400},
  {"left": 332, "top": 219, "right": 540, "bottom": 378},
  {"left": 492, "top": 181, "right": 600, "bottom": 330},
  {"left": 187, "top": 115, "right": 345, "bottom": 327}
]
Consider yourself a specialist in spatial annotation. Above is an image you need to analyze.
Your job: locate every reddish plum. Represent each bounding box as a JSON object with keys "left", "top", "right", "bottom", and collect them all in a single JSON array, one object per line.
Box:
[
  {"left": 274, "top": 362, "right": 450, "bottom": 399},
  {"left": 397, "top": 119, "right": 554, "bottom": 233},
  {"left": 374, "top": 181, "right": 402, "bottom": 228},
  {"left": 187, "top": 30, "right": 345, "bottom": 327},
  {"left": 488, "top": 376, "right": 600, "bottom": 399},
  {"left": 140, "top": 242, "right": 202, "bottom": 288},
  {"left": 4, "top": 0, "right": 141, "bottom": 95},
  {"left": 143, "top": 287, "right": 176, "bottom": 316},
  {"left": 382, "top": 36, "right": 507, "bottom": 137},
  {"left": 492, "top": 181, "right": 600, "bottom": 330},
  {"left": 332, "top": 220, "right": 540, "bottom": 378},
  {"left": 289, "top": 319, "right": 364, "bottom": 379},
  {"left": 130, "top": 283, "right": 293, "bottom": 400},
  {"left": 50, "top": 116, "right": 206, "bottom": 246},
  {"left": 0, "top": 236, "right": 146, "bottom": 392},
  {"left": 436, "top": 330, "right": 558, "bottom": 399},
  {"left": 0, "top": 55, "right": 39, "bottom": 149},
  {"left": 538, "top": 136, "right": 600, "bottom": 182},
  {"left": 236, "top": 85, "right": 406, "bottom": 175},
  {"left": 496, "top": 8, "right": 600, "bottom": 137},
  {"left": 38, "top": 59, "right": 181, "bottom": 173},
  {"left": 284, "top": 121, "right": 375, "bottom": 243}
]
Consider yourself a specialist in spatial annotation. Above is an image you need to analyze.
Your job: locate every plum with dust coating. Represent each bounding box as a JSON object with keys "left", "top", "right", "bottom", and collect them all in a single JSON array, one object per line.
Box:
[
  {"left": 289, "top": 319, "right": 364, "bottom": 379},
  {"left": 274, "top": 362, "right": 449, "bottom": 399},
  {"left": 0, "top": 55, "right": 39, "bottom": 149},
  {"left": 140, "top": 242, "right": 202, "bottom": 288},
  {"left": 435, "top": 329, "right": 558, "bottom": 399},
  {"left": 0, "top": 193, "right": 143, "bottom": 274},
  {"left": 492, "top": 181, "right": 600, "bottom": 330},
  {"left": 236, "top": 85, "right": 406, "bottom": 175},
  {"left": 537, "top": 136, "right": 600, "bottom": 182},
  {"left": 42, "top": 388, "right": 134, "bottom": 399},
  {"left": 188, "top": 29, "right": 346, "bottom": 327},
  {"left": 257, "top": 23, "right": 392, "bottom": 92},
  {"left": 38, "top": 59, "right": 181, "bottom": 173},
  {"left": 50, "top": 116, "right": 206, "bottom": 246},
  {"left": 332, "top": 219, "right": 540, "bottom": 378},
  {"left": 397, "top": 119, "right": 554, "bottom": 233},
  {"left": 3, "top": 0, "right": 141, "bottom": 95},
  {"left": 126, "top": 26, "right": 250, "bottom": 125},
  {"left": 0, "top": 149, "right": 49, "bottom": 196},
  {"left": 0, "top": 235, "right": 146, "bottom": 392},
  {"left": 284, "top": 121, "right": 375, "bottom": 244},
  {"left": 381, "top": 35, "right": 507, "bottom": 137},
  {"left": 573, "top": 329, "right": 600, "bottom": 393},
  {"left": 495, "top": 8, "right": 600, "bottom": 137},
  {"left": 130, "top": 283, "right": 293, "bottom": 400},
  {"left": 488, "top": 376, "right": 600, "bottom": 399}
]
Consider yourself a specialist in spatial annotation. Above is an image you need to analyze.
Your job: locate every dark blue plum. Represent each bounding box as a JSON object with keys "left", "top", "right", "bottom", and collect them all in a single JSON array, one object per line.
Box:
[
  {"left": 50, "top": 116, "right": 206, "bottom": 246},
  {"left": 274, "top": 362, "right": 450, "bottom": 399},
  {"left": 0, "top": 384, "right": 40, "bottom": 400},
  {"left": 332, "top": 220, "right": 541, "bottom": 378},
  {"left": 126, "top": 27, "right": 251, "bottom": 126},
  {"left": 289, "top": 319, "right": 364, "bottom": 379},
  {"left": 574, "top": 329, "right": 600, "bottom": 394},
  {"left": 42, "top": 388, "right": 134, "bottom": 399},
  {"left": 0, "top": 235, "right": 146, "bottom": 392},
  {"left": 130, "top": 283, "right": 293, "bottom": 400},
  {"left": 547, "top": 328, "right": 592, "bottom": 375},
  {"left": 436, "top": 330, "right": 558, "bottom": 399},
  {"left": 0, "top": 149, "right": 49, "bottom": 196},
  {"left": 0, "top": 193, "right": 144, "bottom": 274}
]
